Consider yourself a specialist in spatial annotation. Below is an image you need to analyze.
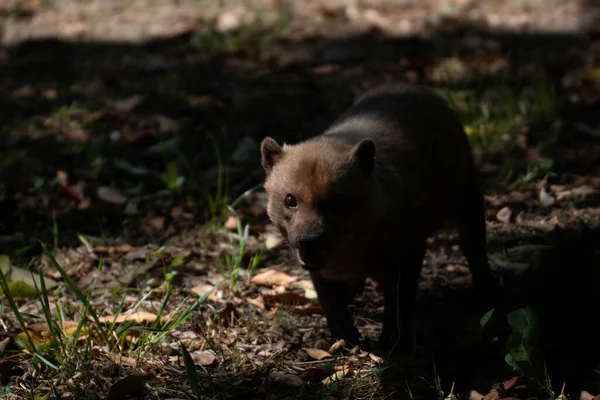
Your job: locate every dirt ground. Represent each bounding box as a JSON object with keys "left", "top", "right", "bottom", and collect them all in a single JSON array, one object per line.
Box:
[
  {"left": 1, "top": 0, "right": 600, "bottom": 399},
  {"left": 1, "top": 0, "right": 597, "bottom": 44}
]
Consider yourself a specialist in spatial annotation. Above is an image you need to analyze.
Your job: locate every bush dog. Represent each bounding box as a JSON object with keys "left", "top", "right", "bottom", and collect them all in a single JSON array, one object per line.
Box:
[{"left": 260, "top": 84, "right": 497, "bottom": 356}]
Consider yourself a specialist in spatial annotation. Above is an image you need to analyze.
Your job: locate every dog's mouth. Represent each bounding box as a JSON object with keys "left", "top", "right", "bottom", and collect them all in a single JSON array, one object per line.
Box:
[{"left": 295, "top": 248, "right": 326, "bottom": 271}]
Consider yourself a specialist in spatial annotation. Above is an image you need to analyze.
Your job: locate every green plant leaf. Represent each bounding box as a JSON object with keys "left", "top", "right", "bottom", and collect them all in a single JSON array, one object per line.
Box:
[
  {"left": 34, "top": 391, "right": 51, "bottom": 400},
  {"left": 505, "top": 353, "right": 518, "bottom": 370},
  {"left": 0, "top": 254, "right": 58, "bottom": 296},
  {"left": 180, "top": 342, "right": 200, "bottom": 399},
  {"left": 0, "top": 280, "right": 37, "bottom": 298},
  {"left": 0, "top": 255, "right": 11, "bottom": 276},
  {"left": 507, "top": 307, "right": 536, "bottom": 348},
  {"left": 504, "top": 307, "right": 537, "bottom": 375},
  {"left": 479, "top": 308, "right": 495, "bottom": 330}
]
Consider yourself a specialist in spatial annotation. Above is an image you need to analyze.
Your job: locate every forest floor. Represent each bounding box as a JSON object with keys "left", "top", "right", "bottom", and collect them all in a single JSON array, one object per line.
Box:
[{"left": 1, "top": 0, "right": 600, "bottom": 399}]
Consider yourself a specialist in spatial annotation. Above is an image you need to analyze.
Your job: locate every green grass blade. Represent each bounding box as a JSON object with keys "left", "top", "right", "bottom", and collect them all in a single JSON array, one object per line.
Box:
[
  {"left": 0, "top": 268, "right": 36, "bottom": 350},
  {"left": 37, "top": 269, "right": 65, "bottom": 355},
  {"left": 33, "top": 352, "right": 59, "bottom": 370},
  {"left": 180, "top": 342, "right": 200, "bottom": 399},
  {"left": 41, "top": 243, "right": 109, "bottom": 344}
]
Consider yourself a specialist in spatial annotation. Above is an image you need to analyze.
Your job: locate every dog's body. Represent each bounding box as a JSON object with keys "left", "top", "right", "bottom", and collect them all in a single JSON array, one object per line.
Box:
[{"left": 260, "top": 84, "right": 496, "bottom": 355}]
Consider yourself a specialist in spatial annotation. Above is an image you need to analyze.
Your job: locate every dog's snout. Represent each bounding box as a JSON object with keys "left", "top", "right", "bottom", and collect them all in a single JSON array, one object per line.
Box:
[{"left": 298, "top": 230, "right": 323, "bottom": 249}]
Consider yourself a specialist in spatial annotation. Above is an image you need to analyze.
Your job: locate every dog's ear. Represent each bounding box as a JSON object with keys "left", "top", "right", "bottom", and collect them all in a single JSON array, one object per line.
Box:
[
  {"left": 261, "top": 137, "right": 283, "bottom": 174},
  {"left": 350, "top": 138, "right": 375, "bottom": 173}
]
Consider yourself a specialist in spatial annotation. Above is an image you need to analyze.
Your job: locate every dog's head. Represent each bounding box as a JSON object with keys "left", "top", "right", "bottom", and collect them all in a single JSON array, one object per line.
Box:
[{"left": 260, "top": 136, "right": 376, "bottom": 272}]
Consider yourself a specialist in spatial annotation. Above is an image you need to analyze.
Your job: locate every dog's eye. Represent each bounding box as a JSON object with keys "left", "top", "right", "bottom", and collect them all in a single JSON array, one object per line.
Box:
[{"left": 284, "top": 194, "right": 297, "bottom": 208}]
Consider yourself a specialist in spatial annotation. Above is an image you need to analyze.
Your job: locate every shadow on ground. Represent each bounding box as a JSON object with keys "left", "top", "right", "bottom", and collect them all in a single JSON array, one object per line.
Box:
[{"left": 1, "top": 28, "right": 598, "bottom": 242}]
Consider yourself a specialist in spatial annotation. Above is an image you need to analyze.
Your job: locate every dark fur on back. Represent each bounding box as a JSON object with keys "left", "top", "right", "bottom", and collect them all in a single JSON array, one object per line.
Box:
[{"left": 321, "top": 84, "right": 474, "bottom": 233}]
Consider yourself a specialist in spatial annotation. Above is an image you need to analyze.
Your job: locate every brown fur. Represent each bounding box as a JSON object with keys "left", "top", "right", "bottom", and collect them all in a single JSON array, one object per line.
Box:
[{"left": 260, "top": 83, "right": 497, "bottom": 356}]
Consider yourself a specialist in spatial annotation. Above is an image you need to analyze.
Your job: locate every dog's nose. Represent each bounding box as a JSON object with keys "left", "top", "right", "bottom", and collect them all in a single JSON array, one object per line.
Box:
[{"left": 298, "top": 230, "right": 322, "bottom": 249}]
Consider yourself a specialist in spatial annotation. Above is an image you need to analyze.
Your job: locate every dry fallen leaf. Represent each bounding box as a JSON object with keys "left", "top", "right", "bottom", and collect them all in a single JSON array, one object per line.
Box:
[
  {"left": 469, "top": 390, "right": 485, "bottom": 400},
  {"left": 93, "top": 244, "right": 134, "bottom": 255},
  {"left": 579, "top": 392, "right": 592, "bottom": 400},
  {"left": 42, "top": 88, "right": 57, "bottom": 99},
  {"left": 321, "top": 365, "right": 354, "bottom": 384},
  {"left": 66, "top": 184, "right": 85, "bottom": 201},
  {"left": 311, "top": 64, "right": 340, "bottom": 75},
  {"left": 105, "top": 352, "right": 138, "bottom": 367},
  {"left": 328, "top": 339, "right": 346, "bottom": 355},
  {"left": 303, "top": 287, "right": 318, "bottom": 299},
  {"left": 251, "top": 269, "right": 297, "bottom": 288},
  {"left": 496, "top": 206, "right": 512, "bottom": 223},
  {"left": 97, "top": 186, "right": 128, "bottom": 205},
  {"left": 10, "top": 85, "right": 34, "bottom": 99},
  {"left": 579, "top": 391, "right": 599, "bottom": 400},
  {"left": 28, "top": 321, "right": 78, "bottom": 334},
  {"left": 305, "top": 348, "right": 333, "bottom": 360},
  {"left": 111, "top": 95, "right": 144, "bottom": 113},
  {"left": 224, "top": 214, "right": 240, "bottom": 230},
  {"left": 15, "top": 322, "right": 87, "bottom": 351},
  {"left": 296, "top": 280, "right": 314, "bottom": 290},
  {"left": 1, "top": 255, "right": 58, "bottom": 295},
  {"left": 503, "top": 376, "right": 519, "bottom": 391},
  {"left": 56, "top": 170, "right": 68, "bottom": 187},
  {"left": 539, "top": 188, "right": 556, "bottom": 207},
  {"left": 170, "top": 350, "right": 218, "bottom": 367},
  {"left": 246, "top": 296, "right": 266, "bottom": 310},
  {"left": 265, "top": 233, "right": 283, "bottom": 250},
  {"left": 155, "top": 115, "right": 179, "bottom": 134},
  {"left": 96, "top": 311, "right": 160, "bottom": 325},
  {"left": 189, "top": 351, "right": 218, "bottom": 367},
  {"left": 187, "top": 95, "right": 220, "bottom": 108},
  {"left": 556, "top": 185, "right": 598, "bottom": 201},
  {"left": 145, "top": 216, "right": 166, "bottom": 231},
  {"left": 263, "top": 292, "right": 311, "bottom": 306},
  {"left": 67, "top": 128, "right": 90, "bottom": 142},
  {"left": 189, "top": 284, "right": 219, "bottom": 302},
  {"left": 481, "top": 388, "right": 501, "bottom": 400},
  {"left": 77, "top": 197, "right": 92, "bottom": 210},
  {"left": 291, "top": 303, "right": 323, "bottom": 315},
  {"left": 364, "top": 8, "right": 391, "bottom": 30},
  {"left": 368, "top": 352, "right": 383, "bottom": 363}
]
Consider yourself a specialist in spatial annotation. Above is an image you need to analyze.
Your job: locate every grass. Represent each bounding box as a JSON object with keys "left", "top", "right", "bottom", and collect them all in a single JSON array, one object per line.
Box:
[
  {"left": 0, "top": 245, "right": 214, "bottom": 398},
  {"left": 204, "top": 135, "right": 232, "bottom": 225},
  {"left": 439, "top": 77, "right": 558, "bottom": 152},
  {"left": 436, "top": 76, "right": 562, "bottom": 197},
  {"left": 219, "top": 204, "right": 266, "bottom": 290}
]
